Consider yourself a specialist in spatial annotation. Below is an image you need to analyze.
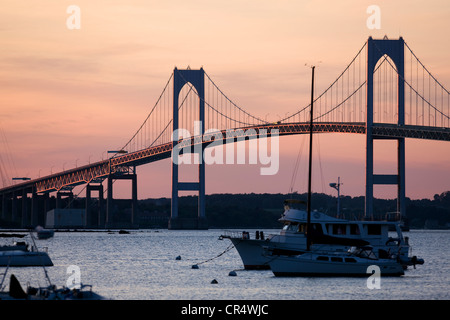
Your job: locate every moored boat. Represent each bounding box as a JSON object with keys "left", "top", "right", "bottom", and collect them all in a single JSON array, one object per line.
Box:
[
  {"left": 0, "top": 249, "right": 53, "bottom": 267},
  {"left": 220, "top": 204, "right": 422, "bottom": 270},
  {"left": 0, "top": 274, "right": 104, "bottom": 300},
  {"left": 268, "top": 246, "right": 404, "bottom": 277},
  {"left": 0, "top": 236, "right": 53, "bottom": 267}
]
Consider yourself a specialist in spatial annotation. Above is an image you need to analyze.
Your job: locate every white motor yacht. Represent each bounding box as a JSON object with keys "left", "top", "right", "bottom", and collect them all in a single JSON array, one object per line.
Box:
[{"left": 221, "top": 203, "right": 421, "bottom": 270}]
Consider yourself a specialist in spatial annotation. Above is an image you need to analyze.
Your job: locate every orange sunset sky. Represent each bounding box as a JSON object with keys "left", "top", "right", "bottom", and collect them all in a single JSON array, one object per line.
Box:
[{"left": 0, "top": 0, "right": 449, "bottom": 201}]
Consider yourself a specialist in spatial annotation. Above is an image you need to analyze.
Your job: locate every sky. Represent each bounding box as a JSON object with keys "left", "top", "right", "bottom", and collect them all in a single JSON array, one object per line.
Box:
[{"left": 0, "top": 0, "right": 449, "bottom": 201}]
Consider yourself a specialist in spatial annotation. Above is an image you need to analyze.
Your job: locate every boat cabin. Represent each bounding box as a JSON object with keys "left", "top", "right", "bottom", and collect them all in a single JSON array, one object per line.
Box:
[{"left": 279, "top": 208, "right": 403, "bottom": 247}]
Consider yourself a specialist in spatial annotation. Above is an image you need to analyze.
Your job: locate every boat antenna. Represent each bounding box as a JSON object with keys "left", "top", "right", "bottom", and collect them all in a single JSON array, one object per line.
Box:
[
  {"left": 306, "top": 65, "right": 315, "bottom": 251},
  {"left": 329, "top": 177, "right": 342, "bottom": 218}
]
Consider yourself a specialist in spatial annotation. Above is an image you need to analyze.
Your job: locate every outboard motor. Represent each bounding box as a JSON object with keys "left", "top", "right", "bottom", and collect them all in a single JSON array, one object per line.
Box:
[{"left": 410, "top": 256, "right": 425, "bottom": 269}]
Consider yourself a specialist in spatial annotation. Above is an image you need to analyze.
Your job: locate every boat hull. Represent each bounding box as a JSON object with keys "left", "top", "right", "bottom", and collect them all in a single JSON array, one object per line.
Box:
[
  {"left": 227, "top": 234, "right": 357, "bottom": 270},
  {"left": 229, "top": 237, "right": 271, "bottom": 270},
  {"left": 37, "top": 231, "right": 54, "bottom": 240},
  {"left": 0, "top": 251, "right": 53, "bottom": 267},
  {"left": 269, "top": 254, "right": 404, "bottom": 277}
]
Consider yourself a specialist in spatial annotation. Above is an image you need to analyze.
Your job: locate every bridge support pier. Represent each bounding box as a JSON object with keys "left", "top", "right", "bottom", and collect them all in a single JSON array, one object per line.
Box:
[
  {"left": 366, "top": 37, "right": 406, "bottom": 220},
  {"left": 86, "top": 183, "right": 104, "bottom": 228},
  {"left": 31, "top": 189, "right": 38, "bottom": 227},
  {"left": 105, "top": 172, "right": 138, "bottom": 229},
  {"left": 56, "top": 191, "right": 73, "bottom": 209},
  {"left": 38, "top": 193, "right": 50, "bottom": 227},
  {"left": 11, "top": 192, "right": 18, "bottom": 225},
  {"left": 169, "top": 68, "right": 207, "bottom": 230},
  {"left": 0, "top": 192, "right": 16, "bottom": 226},
  {"left": 1, "top": 193, "right": 5, "bottom": 221},
  {"left": 21, "top": 188, "right": 28, "bottom": 228}
]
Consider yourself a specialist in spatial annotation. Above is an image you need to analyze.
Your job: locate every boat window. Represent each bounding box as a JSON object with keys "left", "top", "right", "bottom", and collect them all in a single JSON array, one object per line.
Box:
[
  {"left": 283, "top": 223, "right": 299, "bottom": 231},
  {"left": 316, "top": 256, "right": 329, "bottom": 261},
  {"left": 345, "top": 258, "right": 357, "bottom": 263},
  {"left": 332, "top": 224, "right": 346, "bottom": 235},
  {"left": 311, "top": 223, "right": 323, "bottom": 235},
  {"left": 349, "top": 224, "right": 360, "bottom": 235},
  {"left": 297, "top": 224, "right": 306, "bottom": 233},
  {"left": 367, "top": 225, "right": 381, "bottom": 235},
  {"left": 330, "top": 257, "right": 343, "bottom": 262}
]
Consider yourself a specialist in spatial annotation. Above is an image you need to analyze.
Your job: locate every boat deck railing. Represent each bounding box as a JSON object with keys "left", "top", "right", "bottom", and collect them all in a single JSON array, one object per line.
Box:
[{"left": 220, "top": 230, "right": 274, "bottom": 241}]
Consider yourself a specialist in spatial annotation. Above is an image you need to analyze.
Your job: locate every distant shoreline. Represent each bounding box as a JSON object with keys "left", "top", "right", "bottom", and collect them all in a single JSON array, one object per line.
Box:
[{"left": 2, "top": 227, "right": 449, "bottom": 233}]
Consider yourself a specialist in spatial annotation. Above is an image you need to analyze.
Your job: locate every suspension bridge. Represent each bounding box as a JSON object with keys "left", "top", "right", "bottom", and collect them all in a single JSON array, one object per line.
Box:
[{"left": 0, "top": 37, "right": 449, "bottom": 229}]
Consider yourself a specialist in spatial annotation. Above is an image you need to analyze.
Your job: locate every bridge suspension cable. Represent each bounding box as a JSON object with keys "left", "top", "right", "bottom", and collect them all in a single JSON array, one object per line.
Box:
[
  {"left": 275, "top": 41, "right": 369, "bottom": 125},
  {"left": 371, "top": 40, "right": 450, "bottom": 128},
  {"left": 117, "top": 73, "right": 174, "bottom": 154},
  {"left": 116, "top": 38, "right": 450, "bottom": 162},
  {"left": 403, "top": 41, "right": 449, "bottom": 128}
]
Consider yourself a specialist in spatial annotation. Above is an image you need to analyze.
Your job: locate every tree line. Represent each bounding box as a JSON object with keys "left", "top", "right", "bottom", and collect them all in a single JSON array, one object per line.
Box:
[{"left": 137, "top": 191, "right": 450, "bottom": 229}]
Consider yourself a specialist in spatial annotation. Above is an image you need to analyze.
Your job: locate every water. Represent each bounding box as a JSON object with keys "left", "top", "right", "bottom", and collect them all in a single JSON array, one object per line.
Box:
[{"left": 1, "top": 229, "right": 449, "bottom": 300}]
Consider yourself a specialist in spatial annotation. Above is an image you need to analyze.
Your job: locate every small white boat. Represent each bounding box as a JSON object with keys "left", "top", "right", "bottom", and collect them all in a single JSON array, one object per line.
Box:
[
  {"left": 0, "top": 238, "right": 53, "bottom": 267},
  {"left": 0, "top": 249, "right": 53, "bottom": 267},
  {"left": 268, "top": 246, "right": 404, "bottom": 277}
]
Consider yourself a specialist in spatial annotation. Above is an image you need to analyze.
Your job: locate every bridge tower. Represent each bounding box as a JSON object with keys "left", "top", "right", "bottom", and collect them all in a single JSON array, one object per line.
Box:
[
  {"left": 169, "top": 68, "right": 207, "bottom": 229},
  {"left": 366, "top": 37, "right": 405, "bottom": 219}
]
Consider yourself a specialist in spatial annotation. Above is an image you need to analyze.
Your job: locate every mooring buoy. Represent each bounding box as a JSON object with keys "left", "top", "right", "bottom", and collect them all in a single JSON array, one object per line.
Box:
[{"left": 211, "top": 279, "right": 218, "bottom": 284}]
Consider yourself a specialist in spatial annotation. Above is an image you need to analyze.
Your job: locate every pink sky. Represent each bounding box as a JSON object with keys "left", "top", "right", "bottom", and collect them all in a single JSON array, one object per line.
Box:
[{"left": 0, "top": 0, "right": 449, "bottom": 200}]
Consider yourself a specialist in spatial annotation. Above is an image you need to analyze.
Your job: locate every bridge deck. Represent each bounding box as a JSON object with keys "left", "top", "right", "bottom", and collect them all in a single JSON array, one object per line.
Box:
[{"left": 0, "top": 122, "right": 448, "bottom": 195}]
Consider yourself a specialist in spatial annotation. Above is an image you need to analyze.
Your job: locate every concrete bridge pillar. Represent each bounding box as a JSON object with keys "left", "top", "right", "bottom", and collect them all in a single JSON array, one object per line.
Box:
[
  {"left": 11, "top": 192, "right": 18, "bottom": 224},
  {"left": 56, "top": 190, "right": 73, "bottom": 209},
  {"left": 105, "top": 172, "right": 138, "bottom": 229},
  {"left": 1, "top": 193, "right": 6, "bottom": 220},
  {"left": 366, "top": 37, "right": 406, "bottom": 219},
  {"left": 170, "top": 68, "right": 207, "bottom": 230},
  {"left": 31, "top": 189, "right": 38, "bottom": 227},
  {"left": 86, "top": 183, "right": 104, "bottom": 228}
]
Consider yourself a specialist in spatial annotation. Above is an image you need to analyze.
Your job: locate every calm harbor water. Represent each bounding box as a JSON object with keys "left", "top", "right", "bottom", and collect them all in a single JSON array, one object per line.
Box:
[{"left": 1, "top": 229, "right": 449, "bottom": 300}]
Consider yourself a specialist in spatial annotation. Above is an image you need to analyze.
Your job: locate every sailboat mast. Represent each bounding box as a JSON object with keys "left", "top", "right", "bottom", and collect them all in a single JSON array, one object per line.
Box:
[{"left": 307, "top": 66, "right": 315, "bottom": 251}]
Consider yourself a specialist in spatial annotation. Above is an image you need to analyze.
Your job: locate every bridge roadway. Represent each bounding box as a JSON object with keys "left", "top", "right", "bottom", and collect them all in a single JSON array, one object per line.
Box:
[{"left": 0, "top": 121, "right": 449, "bottom": 196}]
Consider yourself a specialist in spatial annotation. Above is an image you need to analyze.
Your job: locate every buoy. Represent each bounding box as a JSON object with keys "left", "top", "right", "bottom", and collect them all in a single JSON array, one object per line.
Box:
[
  {"left": 228, "top": 271, "right": 237, "bottom": 276},
  {"left": 191, "top": 264, "right": 199, "bottom": 269},
  {"left": 211, "top": 279, "right": 218, "bottom": 284},
  {"left": 176, "top": 255, "right": 181, "bottom": 260}
]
